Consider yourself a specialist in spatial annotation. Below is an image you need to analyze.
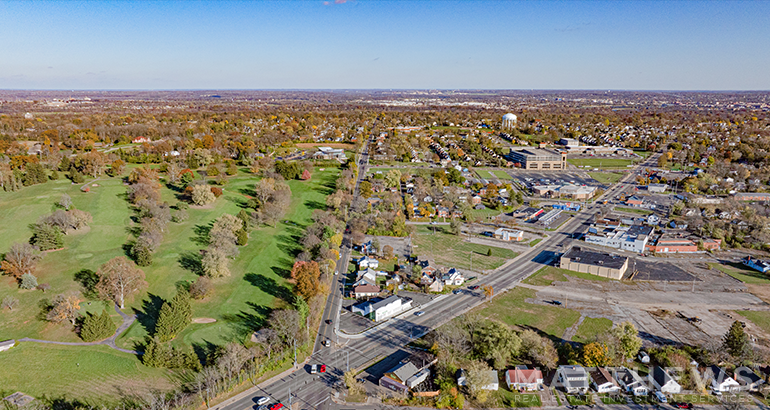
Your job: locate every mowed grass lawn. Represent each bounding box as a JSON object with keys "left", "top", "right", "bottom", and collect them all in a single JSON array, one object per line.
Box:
[
  {"left": 412, "top": 225, "right": 518, "bottom": 272},
  {"left": 476, "top": 287, "right": 580, "bottom": 338},
  {"left": 476, "top": 169, "right": 495, "bottom": 179},
  {"left": 572, "top": 317, "right": 614, "bottom": 344},
  {"left": 708, "top": 262, "right": 770, "bottom": 285},
  {"left": 568, "top": 158, "right": 635, "bottom": 169},
  {"left": 524, "top": 266, "right": 612, "bottom": 287},
  {"left": 736, "top": 310, "right": 770, "bottom": 335},
  {"left": 0, "top": 343, "right": 174, "bottom": 404},
  {"left": 588, "top": 172, "right": 624, "bottom": 185}
]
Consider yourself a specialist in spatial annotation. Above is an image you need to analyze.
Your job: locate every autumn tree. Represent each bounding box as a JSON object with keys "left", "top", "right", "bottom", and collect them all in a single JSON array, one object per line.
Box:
[
  {"left": 609, "top": 321, "right": 643, "bottom": 362},
  {"left": 582, "top": 342, "right": 611, "bottom": 367},
  {"left": 46, "top": 292, "right": 82, "bottom": 325},
  {"left": 202, "top": 248, "right": 230, "bottom": 278},
  {"left": 96, "top": 256, "right": 147, "bottom": 309},
  {"left": 291, "top": 260, "right": 322, "bottom": 301},
  {"left": 1, "top": 242, "right": 41, "bottom": 279},
  {"left": 519, "top": 329, "right": 558, "bottom": 369},
  {"left": 191, "top": 184, "right": 216, "bottom": 206}
]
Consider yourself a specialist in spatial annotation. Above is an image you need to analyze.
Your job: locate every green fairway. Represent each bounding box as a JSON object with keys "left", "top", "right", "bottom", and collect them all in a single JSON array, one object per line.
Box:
[
  {"left": 476, "top": 287, "right": 580, "bottom": 338},
  {"left": 0, "top": 343, "right": 174, "bottom": 404},
  {"left": 0, "top": 168, "right": 339, "bottom": 400},
  {"left": 572, "top": 317, "right": 614, "bottom": 344},
  {"left": 568, "top": 158, "right": 635, "bottom": 169},
  {"left": 588, "top": 172, "right": 624, "bottom": 185},
  {"left": 412, "top": 225, "right": 517, "bottom": 272}
]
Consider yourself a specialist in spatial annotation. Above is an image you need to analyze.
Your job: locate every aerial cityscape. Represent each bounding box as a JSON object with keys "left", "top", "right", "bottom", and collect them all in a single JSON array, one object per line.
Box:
[{"left": 2, "top": 2, "right": 770, "bottom": 410}]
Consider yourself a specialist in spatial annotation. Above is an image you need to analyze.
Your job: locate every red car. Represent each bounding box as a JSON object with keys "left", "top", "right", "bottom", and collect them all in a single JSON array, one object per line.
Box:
[
  {"left": 268, "top": 404, "right": 283, "bottom": 410},
  {"left": 320, "top": 364, "right": 326, "bottom": 373}
]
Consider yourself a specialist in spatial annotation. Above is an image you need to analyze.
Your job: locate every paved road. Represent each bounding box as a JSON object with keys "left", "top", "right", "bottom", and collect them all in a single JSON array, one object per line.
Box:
[{"left": 214, "top": 153, "right": 662, "bottom": 410}]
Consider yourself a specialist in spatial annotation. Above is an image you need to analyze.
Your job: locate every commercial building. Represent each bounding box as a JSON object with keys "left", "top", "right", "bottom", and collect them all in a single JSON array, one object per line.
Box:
[
  {"left": 647, "top": 183, "right": 668, "bottom": 193},
  {"left": 380, "top": 351, "right": 437, "bottom": 394},
  {"left": 585, "top": 224, "right": 653, "bottom": 254},
  {"left": 735, "top": 192, "right": 770, "bottom": 202},
  {"left": 646, "top": 236, "right": 721, "bottom": 253},
  {"left": 494, "top": 228, "right": 524, "bottom": 241},
  {"left": 507, "top": 148, "right": 567, "bottom": 170},
  {"left": 559, "top": 138, "right": 579, "bottom": 147},
  {"left": 351, "top": 295, "right": 413, "bottom": 322},
  {"left": 560, "top": 247, "right": 629, "bottom": 280},
  {"left": 532, "top": 184, "right": 597, "bottom": 200},
  {"left": 537, "top": 208, "right": 563, "bottom": 226},
  {"left": 312, "top": 146, "right": 347, "bottom": 161}
]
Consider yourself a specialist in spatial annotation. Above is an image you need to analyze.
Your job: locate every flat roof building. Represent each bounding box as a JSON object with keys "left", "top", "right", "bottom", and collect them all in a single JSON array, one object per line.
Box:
[
  {"left": 507, "top": 148, "right": 567, "bottom": 170},
  {"left": 585, "top": 224, "right": 653, "bottom": 254},
  {"left": 560, "top": 246, "right": 629, "bottom": 280}
]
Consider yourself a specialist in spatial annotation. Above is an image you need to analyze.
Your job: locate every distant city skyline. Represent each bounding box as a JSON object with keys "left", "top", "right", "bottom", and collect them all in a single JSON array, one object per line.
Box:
[{"left": 1, "top": 0, "right": 769, "bottom": 90}]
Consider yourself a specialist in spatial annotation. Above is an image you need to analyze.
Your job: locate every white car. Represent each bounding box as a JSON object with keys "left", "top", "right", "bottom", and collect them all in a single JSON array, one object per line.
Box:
[
  {"left": 256, "top": 397, "right": 270, "bottom": 405},
  {"left": 414, "top": 311, "right": 425, "bottom": 317}
]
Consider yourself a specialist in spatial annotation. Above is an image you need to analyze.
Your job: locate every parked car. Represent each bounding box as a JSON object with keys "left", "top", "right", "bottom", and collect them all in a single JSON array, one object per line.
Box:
[
  {"left": 552, "top": 300, "right": 562, "bottom": 305},
  {"left": 268, "top": 404, "right": 283, "bottom": 410},
  {"left": 653, "top": 392, "right": 668, "bottom": 403},
  {"left": 256, "top": 397, "right": 270, "bottom": 405},
  {"left": 671, "top": 402, "right": 693, "bottom": 409}
]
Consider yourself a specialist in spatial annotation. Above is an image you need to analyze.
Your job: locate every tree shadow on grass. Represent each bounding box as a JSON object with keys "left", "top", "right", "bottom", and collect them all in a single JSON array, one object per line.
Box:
[
  {"left": 304, "top": 199, "right": 326, "bottom": 211},
  {"left": 244, "top": 273, "right": 294, "bottom": 301},
  {"left": 192, "top": 223, "right": 212, "bottom": 246},
  {"left": 178, "top": 251, "right": 203, "bottom": 275},
  {"left": 224, "top": 194, "right": 248, "bottom": 209},
  {"left": 221, "top": 301, "right": 272, "bottom": 341},
  {"left": 74, "top": 269, "right": 99, "bottom": 298},
  {"left": 191, "top": 339, "right": 222, "bottom": 366},
  {"left": 133, "top": 293, "right": 165, "bottom": 337},
  {"left": 314, "top": 172, "right": 337, "bottom": 196},
  {"left": 275, "top": 232, "right": 304, "bottom": 259}
]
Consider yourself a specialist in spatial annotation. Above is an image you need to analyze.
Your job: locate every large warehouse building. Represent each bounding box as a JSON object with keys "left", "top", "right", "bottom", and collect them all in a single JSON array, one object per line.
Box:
[
  {"left": 507, "top": 148, "right": 567, "bottom": 170},
  {"left": 559, "top": 246, "right": 629, "bottom": 280}
]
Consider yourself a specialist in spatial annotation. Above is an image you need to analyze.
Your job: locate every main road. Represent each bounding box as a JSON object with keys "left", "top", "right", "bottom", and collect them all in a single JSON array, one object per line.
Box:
[{"left": 215, "top": 152, "right": 661, "bottom": 410}]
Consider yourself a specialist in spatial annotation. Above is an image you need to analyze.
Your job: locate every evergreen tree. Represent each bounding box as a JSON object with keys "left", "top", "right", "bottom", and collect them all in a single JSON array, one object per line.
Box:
[
  {"left": 49, "top": 169, "right": 60, "bottom": 180},
  {"left": 236, "top": 228, "right": 248, "bottom": 246},
  {"left": 132, "top": 243, "right": 153, "bottom": 266},
  {"left": 142, "top": 337, "right": 170, "bottom": 367},
  {"left": 58, "top": 156, "right": 71, "bottom": 172},
  {"left": 154, "top": 290, "right": 192, "bottom": 342},
  {"left": 80, "top": 309, "right": 116, "bottom": 342},
  {"left": 31, "top": 222, "right": 64, "bottom": 250},
  {"left": 723, "top": 320, "right": 752, "bottom": 361},
  {"left": 237, "top": 209, "right": 250, "bottom": 230}
]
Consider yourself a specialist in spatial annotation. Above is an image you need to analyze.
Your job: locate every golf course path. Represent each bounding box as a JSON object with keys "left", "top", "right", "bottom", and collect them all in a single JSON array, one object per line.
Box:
[{"left": 17, "top": 303, "right": 139, "bottom": 355}]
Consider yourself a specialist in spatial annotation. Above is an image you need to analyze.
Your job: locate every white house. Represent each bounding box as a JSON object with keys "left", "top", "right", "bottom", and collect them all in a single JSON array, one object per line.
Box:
[
  {"left": 0, "top": 339, "right": 14, "bottom": 352},
  {"left": 441, "top": 268, "right": 465, "bottom": 286},
  {"left": 557, "top": 365, "right": 589, "bottom": 394},
  {"left": 706, "top": 366, "right": 741, "bottom": 393},
  {"left": 649, "top": 367, "right": 681, "bottom": 394},
  {"left": 614, "top": 367, "right": 649, "bottom": 396},
  {"left": 505, "top": 368, "right": 543, "bottom": 391},
  {"left": 357, "top": 256, "right": 380, "bottom": 270},
  {"left": 351, "top": 295, "right": 412, "bottom": 322},
  {"left": 590, "top": 368, "right": 621, "bottom": 393},
  {"left": 353, "top": 268, "right": 379, "bottom": 287}
]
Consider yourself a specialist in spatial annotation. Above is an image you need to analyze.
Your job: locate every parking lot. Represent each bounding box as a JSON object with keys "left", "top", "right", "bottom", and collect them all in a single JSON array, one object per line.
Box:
[
  {"left": 339, "top": 291, "right": 436, "bottom": 335},
  {"left": 630, "top": 259, "right": 700, "bottom": 282},
  {"left": 509, "top": 170, "right": 602, "bottom": 188}
]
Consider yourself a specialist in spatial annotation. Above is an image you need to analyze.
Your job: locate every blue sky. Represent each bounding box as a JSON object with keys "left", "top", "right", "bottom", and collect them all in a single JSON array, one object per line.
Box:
[{"left": 0, "top": 0, "right": 768, "bottom": 90}]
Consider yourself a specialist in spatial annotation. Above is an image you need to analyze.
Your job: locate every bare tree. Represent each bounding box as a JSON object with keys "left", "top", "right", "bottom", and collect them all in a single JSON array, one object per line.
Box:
[
  {"left": 96, "top": 256, "right": 147, "bottom": 309},
  {"left": 1, "top": 242, "right": 41, "bottom": 279},
  {"left": 268, "top": 309, "right": 301, "bottom": 346},
  {"left": 1, "top": 295, "right": 19, "bottom": 311},
  {"left": 46, "top": 292, "right": 82, "bottom": 325}
]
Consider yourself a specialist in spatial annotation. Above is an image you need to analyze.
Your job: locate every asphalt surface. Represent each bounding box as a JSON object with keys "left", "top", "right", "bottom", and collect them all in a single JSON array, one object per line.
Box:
[{"left": 214, "top": 153, "right": 661, "bottom": 410}]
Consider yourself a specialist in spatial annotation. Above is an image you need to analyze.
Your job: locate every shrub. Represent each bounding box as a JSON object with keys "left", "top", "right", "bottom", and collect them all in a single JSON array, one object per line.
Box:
[
  {"left": 172, "top": 209, "right": 188, "bottom": 223},
  {"left": 37, "top": 283, "right": 51, "bottom": 292},
  {"left": 210, "top": 186, "right": 223, "bottom": 198},
  {"left": 189, "top": 277, "right": 212, "bottom": 300},
  {"left": 191, "top": 184, "right": 215, "bottom": 205},
  {"left": 20, "top": 273, "right": 38, "bottom": 289},
  {"left": 49, "top": 170, "right": 60, "bottom": 180},
  {"left": 236, "top": 228, "right": 248, "bottom": 246},
  {"left": 175, "top": 201, "right": 189, "bottom": 210},
  {"left": 31, "top": 222, "right": 64, "bottom": 250}
]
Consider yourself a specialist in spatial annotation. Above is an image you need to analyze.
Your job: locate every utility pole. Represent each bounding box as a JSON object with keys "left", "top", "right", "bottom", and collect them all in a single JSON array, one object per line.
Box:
[{"left": 293, "top": 338, "right": 297, "bottom": 368}]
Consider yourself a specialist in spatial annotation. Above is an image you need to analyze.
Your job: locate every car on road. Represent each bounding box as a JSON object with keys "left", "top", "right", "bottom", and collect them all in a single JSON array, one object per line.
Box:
[
  {"left": 653, "top": 391, "right": 668, "bottom": 403},
  {"left": 257, "top": 406, "right": 268, "bottom": 410},
  {"left": 414, "top": 311, "right": 425, "bottom": 316},
  {"left": 452, "top": 289, "right": 462, "bottom": 294},
  {"left": 468, "top": 285, "right": 479, "bottom": 290},
  {"left": 268, "top": 404, "right": 283, "bottom": 410},
  {"left": 256, "top": 397, "right": 270, "bottom": 405},
  {"left": 325, "top": 319, "right": 332, "bottom": 325},
  {"left": 320, "top": 364, "right": 326, "bottom": 373},
  {"left": 324, "top": 339, "right": 331, "bottom": 347},
  {"left": 310, "top": 364, "right": 318, "bottom": 374},
  {"left": 671, "top": 402, "right": 693, "bottom": 409}
]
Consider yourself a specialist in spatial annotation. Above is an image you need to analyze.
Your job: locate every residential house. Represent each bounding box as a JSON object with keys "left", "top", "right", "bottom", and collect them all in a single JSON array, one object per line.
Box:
[
  {"left": 441, "top": 268, "right": 464, "bottom": 286},
  {"left": 132, "top": 136, "right": 151, "bottom": 143},
  {"left": 351, "top": 295, "right": 413, "bottom": 322},
  {"left": 705, "top": 366, "right": 740, "bottom": 393},
  {"left": 471, "top": 195, "right": 482, "bottom": 205},
  {"left": 436, "top": 206, "right": 450, "bottom": 218},
  {"left": 457, "top": 369, "right": 499, "bottom": 391},
  {"left": 649, "top": 367, "right": 681, "bottom": 394},
  {"left": 427, "top": 279, "right": 444, "bottom": 293},
  {"left": 353, "top": 268, "right": 379, "bottom": 287},
  {"left": 590, "top": 368, "right": 621, "bottom": 393},
  {"left": 614, "top": 367, "right": 648, "bottom": 396},
  {"left": 351, "top": 284, "right": 380, "bottom": 299},
  {"left": 494, "top": 228, "right": 524, "bottom": 242},
  {"left": 734, "top": 366, "right": 765, "bottom": 392},
  {"left": 557, "top": 365, "right": 590, "bottom": 394},
  {"left": 357, "top": 240, "right": 376, "bottom": 255},
  {"left": 625, "top": 195, "right": 645, "bottom": 207},
  {"left": 743, "top": 256, "right": 770, "bottom": 273},
  {"left": 505, "top": 368, "right": 543, "bottom": 391},
  {"left": 357, "top": 256, "right": 380, "bottom": 270}
]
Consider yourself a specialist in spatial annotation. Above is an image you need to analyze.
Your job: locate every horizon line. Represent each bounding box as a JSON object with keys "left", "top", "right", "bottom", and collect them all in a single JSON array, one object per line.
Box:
[{"left": 1, "top": 88, "right": 770, "bottom": 93}]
